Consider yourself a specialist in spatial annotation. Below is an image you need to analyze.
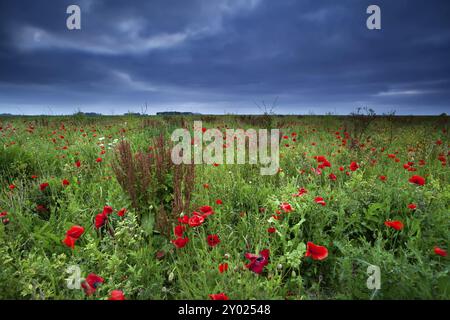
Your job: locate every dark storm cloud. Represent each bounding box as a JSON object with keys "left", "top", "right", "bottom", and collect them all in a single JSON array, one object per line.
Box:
[{"left": 0, "top": 0, "right": 449, "bottom": 115}]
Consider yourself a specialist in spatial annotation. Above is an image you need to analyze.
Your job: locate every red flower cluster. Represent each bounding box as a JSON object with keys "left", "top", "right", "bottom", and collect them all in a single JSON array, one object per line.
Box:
[
  {"left": 315, "top": 155, "right": 331, "bottom": 169},
  {"left": 172, "top": 206, "right": 218, "bottom": 248},
  {"left": 172, "top": 221, "right": 189, "bottom": 248}
]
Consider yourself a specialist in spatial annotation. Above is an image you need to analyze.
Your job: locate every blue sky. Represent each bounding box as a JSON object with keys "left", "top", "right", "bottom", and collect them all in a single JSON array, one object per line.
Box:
[{"left": 0, "top": 0, "right": 449, "bottom": 115}]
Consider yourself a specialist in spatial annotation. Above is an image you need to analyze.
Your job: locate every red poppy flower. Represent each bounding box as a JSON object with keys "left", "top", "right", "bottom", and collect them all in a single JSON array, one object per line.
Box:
[
  {"left": 349, "top": 162, "right": 359, "bottom": 171},
  {"left": 216, "top": 199, "right": 223, "bottom": 205},
  {"left": 407, "top": 203, "right": 417, "bottom": 210},
  {"left": 434, "top": 246, "right": 447, "bottom": 257},
  {"left": 293, "top": 187, "right": 308, "bottom": 197},
  {"left": 39, "top": 182, "right": 49, "bottom": 191},
  {"left": 63, "top": 225, "right": 84, "bottom": 249},
  {"left": 117, "top": 208, "right": 126, "bottom": 217},
  {"left": 63, "top": 235, "right": 76, "bottom": 249},
  {"left": 75, "top": 160, "right": 81, "bottom": 168},
  {"left": 82, "top": 273, "right": 104, "bottom": 296},
  {"left": 219, "top": 263, "right": 228, "bottom": 273},
  {"left": 62, "top": 179, "right": 70, "bottom": 186},
  {"left": 245, "top": 249, "right": 270, "bottom": 274},
  {"left": 267, "top": 227, "right": 276, "bottom": 234},
  {"left": 188, "top": 215, "right": 205, "bottom": 227},
  {"left": 314, "top": 197, "right": 326, "bottom": 206},
  {"left": 316, "top": 155, "right": 327, "bottom": 163},
  {"left": 322, "top": 160, "right": 331, "bottom": 168},
  {"left": 66, "top": 225, "right": 85, "bottom": 239},
  {"left": 409, "top": 175, "right": 425, "bottom": 186},
  {"left": 102, "top": 206, "right": 113, "bottom": 215},
  {"left": 174, "top": 225, "right": 185, "bottom": 237},
  {"left": 305, "top": 242, "right": 328, "bottom": 260},
  {"left": 172, "top": 236, "right": 189, "bottom": 248},
  {"left": 31, "top": 175, "right": 38, "bottom": 179},
  {"left": 96, "top": 157, "right": 103, "bottom": 163},
  {"left": 384, "top": 220, "right": 404, "bottom": 231},
  {"left": 280, "top": 202, "right": 293, "bottom": 213},
  {"left": 379, "top": 175, "right": 387, "bottom": 182},
  {"left": 328, "top": 173, "right": 337, "bottom": 181},
  {"left": 339, "top": 166, "right": 344, "bottom": 171},
  {"left": 0, "top": 211, "right": 7, "bottom": 218},
  {"left": 155, "top": 250, "right": 165, "bottom": 260},
  {"left": 109, "top": 290, "right": 125, "bottom": 300},
  {"left": 209, "top": 293, "right": 229, "bottom": 300},
  {"left": 95, "top": 212, "right": 108, "bottom": 229},
  {"left": 200, "top": 205, "right": 214, "bottom": 216},
  {"left": 178, "top": 215, "right": 189, "bottom": 224},
  {"left": 36, "top": 204, "right": 48, "bottom": 212},
  {"left": 207, "top": 234, "right": 221, "bottom": 247}
]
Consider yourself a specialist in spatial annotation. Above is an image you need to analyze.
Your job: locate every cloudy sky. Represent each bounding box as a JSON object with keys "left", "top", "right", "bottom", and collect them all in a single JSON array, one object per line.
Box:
[{"left": 0, "top": 0, "right": 449, "bottom": 115}]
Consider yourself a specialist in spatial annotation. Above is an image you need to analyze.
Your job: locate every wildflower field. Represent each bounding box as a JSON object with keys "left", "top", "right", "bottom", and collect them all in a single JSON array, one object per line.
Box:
[{"left": 0, "top": 114, "right": 448, "bottom": 300}]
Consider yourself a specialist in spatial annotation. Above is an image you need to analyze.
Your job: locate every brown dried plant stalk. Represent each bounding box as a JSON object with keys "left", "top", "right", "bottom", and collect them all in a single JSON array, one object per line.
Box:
[{"left": 112, "top": 134, "right": 195, "bottom": 238}]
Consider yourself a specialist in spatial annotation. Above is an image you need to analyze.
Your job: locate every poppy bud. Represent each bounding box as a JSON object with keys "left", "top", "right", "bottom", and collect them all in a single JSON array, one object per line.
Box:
[{"left": 168, "top": 272, "right": 174, "bottom": 282}]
